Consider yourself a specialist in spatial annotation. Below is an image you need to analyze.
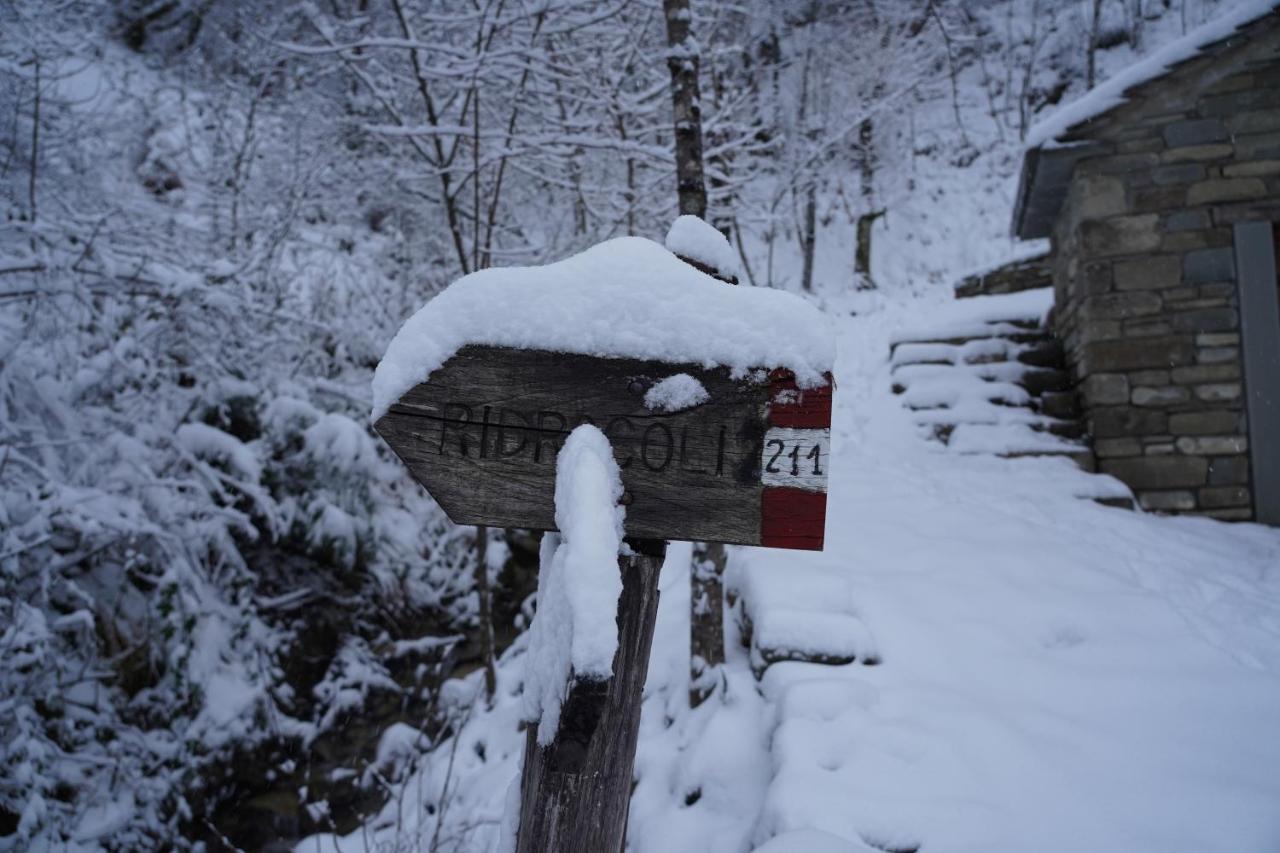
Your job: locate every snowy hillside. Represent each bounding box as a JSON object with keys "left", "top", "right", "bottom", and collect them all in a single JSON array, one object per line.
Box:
[{"left": 3, "top": 0, "right": 1278, "bottom": 851}]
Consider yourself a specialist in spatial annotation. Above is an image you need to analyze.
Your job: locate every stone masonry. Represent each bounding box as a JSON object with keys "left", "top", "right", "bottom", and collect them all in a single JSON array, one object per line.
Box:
[
  {"left": 1036, "top": 13, "right": 1280, "bottom": 520},
  {"left": 954, "top": 253, "right": 1052, "bottom": 299}
]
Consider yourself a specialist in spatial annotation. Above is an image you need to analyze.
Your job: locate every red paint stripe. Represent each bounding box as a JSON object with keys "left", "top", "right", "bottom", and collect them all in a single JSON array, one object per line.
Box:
[
  {"left": 769, "top": 369, "right": 834, "bottom": 429},
  {"left": 761, "top": 486, "right": 827, "bottom": 551}
]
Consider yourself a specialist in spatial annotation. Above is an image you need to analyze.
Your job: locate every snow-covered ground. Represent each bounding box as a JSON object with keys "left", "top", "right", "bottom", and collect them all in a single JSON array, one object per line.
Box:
[
  {"left": 634, "top": 293, "right": 1280, "bottom": 853},
  {"left": 756, "top": 297, "right": 1280, "bottom": 849},
  {"left": 10, "top": 0, "right": 1272, "bottom": 847},
  {"left": 303, "top": 284, "right": 1280, "bottom": 853}
]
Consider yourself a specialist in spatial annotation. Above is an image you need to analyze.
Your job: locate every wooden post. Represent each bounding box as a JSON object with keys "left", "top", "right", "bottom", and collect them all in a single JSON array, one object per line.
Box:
[{"left": 515, "top": 538, "right": 666, "bottom": 853}]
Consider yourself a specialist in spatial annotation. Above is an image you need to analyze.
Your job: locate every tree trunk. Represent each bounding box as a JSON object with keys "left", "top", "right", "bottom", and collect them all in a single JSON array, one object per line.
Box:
[
  {"left": 689, "top": 541, "right": 727, "bottom": 707},
  {"left": 795, "top": 29, "right": 817, "bottom": 293},
  {"left": 855, "top": 209, "right": 885, "bottom": 290},
  {"left": 663, "top": 0, "right": 707, "bottom": 219},
  {"left": 1087, "top": 0, "right": 1103, "bottom": 88},
  {"left": 515, "top": 540, "right": 666, "bottom": 853},
  {"left": 661, "top": 0, "right": 729, "bottom": 711},
  {"left": 28, "top": 56, "right": 40, "bottom": 227},
  {"left": 858, "top": 116, "right": 875, "bottom": 197},
  {"left": 475, "top": 525, "right": 497, "bottom": 701},
  {"left": 800, "top": 182, "right": 817, "bottom": 292}
]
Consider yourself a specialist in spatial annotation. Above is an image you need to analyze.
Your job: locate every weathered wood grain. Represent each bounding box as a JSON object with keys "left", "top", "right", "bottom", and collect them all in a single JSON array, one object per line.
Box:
[
  {"left": 376, "top": 346, "right": 772, "bottom": 545},
  {"left": 514, "top": 540, "right": 665, "bottom": 853},
  {"left": 375, "top": 345, "right": 832, "bottom": 549}
]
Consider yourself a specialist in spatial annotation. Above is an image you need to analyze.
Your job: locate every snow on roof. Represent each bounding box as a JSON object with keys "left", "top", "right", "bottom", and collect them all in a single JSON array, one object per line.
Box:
[
  {"left": 371, "top": 237, "right": 833, "bottom": 420},
  {"left": 664, "top": 214, "right": 740, "bottom": 281},
  {"left": 1027, "top": 0, "right": 1279, "bottom": 149}
]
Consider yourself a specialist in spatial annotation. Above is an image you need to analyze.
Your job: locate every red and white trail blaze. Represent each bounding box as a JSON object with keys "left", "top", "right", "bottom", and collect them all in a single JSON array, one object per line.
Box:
[{"left": 762, "top": 371, "right": 833, "bottom": 550}]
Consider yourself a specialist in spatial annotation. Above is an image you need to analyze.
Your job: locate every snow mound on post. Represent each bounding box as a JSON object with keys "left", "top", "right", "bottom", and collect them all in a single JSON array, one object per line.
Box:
[
  {"left": 643, "top": 373, "right": 709, "bottom": 413},
  {"left": 523, "top": 425, "right": 626, "bottom": 746},
  {"left": 664, "top": 214, "right": 740, "bottom": 281},
  {"left": 371, "top": 237, "right": 825, "bottom": 420}
]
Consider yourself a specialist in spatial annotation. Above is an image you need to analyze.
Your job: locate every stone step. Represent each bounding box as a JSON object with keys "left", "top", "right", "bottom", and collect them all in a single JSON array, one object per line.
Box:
[
  {"left": 889, "top": 328, "right": 1052, "bottom": 356},
  {"left": 915, "top": 409, "right": 1080, "bottom": 433},
  {"left": 924, "top": 418, "right": 1085, "bottom": 444},
  {"left": 1035, "top": 418, "right": 1087, "bottom": 440},
  {"left": 1038, "top": 390, "right": 1081, "bottom": 420},
  {"left": 1015, "top": 339, "right": 1067, "bottom": 369},
  {"left": 893, "top": 366, "right": 1070, "bottom": 398},
  {"left": 889, "top": 308, "right": 1100, "bottom": 479},
  {"left": 892, "top": 359, "right": 1033, "bottom": 380},
  {"left": 905, "top": 397, "right": 1036, "bottom": 412},
  {"left": 955, "top": 253, "right": 1052, "bottom": 299},
  {"left": 749, "top": 608, "right": 882, "bottom": 677},
  {"left": 1020, "top": 367, "right": 1073, "bottom": 396},
  {"left": 1000, "top": 448, "right": 1097, "bottom": 472},
  {"left": 891, "top": 338, "right": 1024, "bottom": 369}
]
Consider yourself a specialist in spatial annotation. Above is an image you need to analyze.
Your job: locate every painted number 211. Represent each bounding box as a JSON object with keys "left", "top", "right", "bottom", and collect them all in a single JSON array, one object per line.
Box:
[
  {"left": 760, "top": 428, "right": 830, "bottom": 493},
  {"left": 764, "top": 439, "right": 823, "bottom": 476}
]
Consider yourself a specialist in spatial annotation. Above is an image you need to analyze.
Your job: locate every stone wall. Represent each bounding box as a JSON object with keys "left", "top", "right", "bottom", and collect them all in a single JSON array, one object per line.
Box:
[{"left": 1050, "top": 31, "right": 1280, "bottom": 520}]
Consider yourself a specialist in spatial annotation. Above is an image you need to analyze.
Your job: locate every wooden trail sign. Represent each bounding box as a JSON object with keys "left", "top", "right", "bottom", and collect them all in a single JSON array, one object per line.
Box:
[{"left": 375, "top": 344, "right": 833, "bottom": 550}]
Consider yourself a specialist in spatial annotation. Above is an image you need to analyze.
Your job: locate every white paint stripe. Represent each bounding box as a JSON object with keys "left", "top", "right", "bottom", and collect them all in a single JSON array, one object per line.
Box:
[{"left": 761, "top": 427, "right": 830, "bottom": 492}]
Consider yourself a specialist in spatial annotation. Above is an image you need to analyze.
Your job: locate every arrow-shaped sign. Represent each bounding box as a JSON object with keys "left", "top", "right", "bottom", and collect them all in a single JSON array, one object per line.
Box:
[{"left": 375, "top": 345, "right": 831, "bottom": 550}]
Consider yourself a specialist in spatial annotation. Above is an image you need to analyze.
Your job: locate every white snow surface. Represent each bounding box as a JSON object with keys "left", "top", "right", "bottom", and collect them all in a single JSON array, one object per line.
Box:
[
  {"left": 523, "top": 424, "right": 627, "bottom": 746},
  {"left": 890, "top": 287, "right": 1053, "bottom": 345},
  {"left": 753, "top": 829, "right": 878, "bottom": 853},
  {"left": 644, "top": 373, "right": 710, "bottom": 413},
  {"left": 664, "top": 214, "right": 741, "bottom": 280},
  {"left": 304, "top": 286, "right": 1280, "bottom": 853},
  {"left": 752, "top": 609, "right": 877, "bottom": 663},
  {"left": 1027, "top": 0, "right": 1279, "bottom": 148},
  {"left": 371, "top": 237, "right": 830, "bottom": 420}
]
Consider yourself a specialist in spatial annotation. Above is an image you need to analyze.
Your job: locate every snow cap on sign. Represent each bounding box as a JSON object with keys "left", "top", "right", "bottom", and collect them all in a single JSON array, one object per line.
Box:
[
  {"left": 664, "top": 214, "right": 740, "bottom": 282},
  {"left": 371, "top": 236, "right": 833, "bottom": 420}
]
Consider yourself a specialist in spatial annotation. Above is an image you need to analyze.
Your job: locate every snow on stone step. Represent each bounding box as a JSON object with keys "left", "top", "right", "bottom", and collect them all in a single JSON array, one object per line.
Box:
[
  {"left": 900, "top": 376, "right": 1031, "bottom": 410},
  {"left": 907, "top": 287, "right": 1053, "bottom": 327},
  {"left": 755, "top": 665, "right": 923, "bottom": 853},
  {"left": 888, "top": 320, "right": 1039, "bottom": 353},
  {"left": 947, "top": 422, "right": 1086, "bottom": 455},
  {"left": 889, "top": 336, "right": 1020, "bottom": 368},
  {"left": 885, "top": 286, "right": 1098, "bottom": 469},
  {"left": 731, "top": 559, "right": 880, "bottom": 676},
  {"left": 751, "top": 609, "right": 880, "bottom": 674},
  {"left": 733, "top": 559, "right": 854, "bottom": 619},
  {"left": 754, "top": 828, "right": 884, "bottom": 853},
  {"left": 911, "top": 403, "right": 1057, "bottom": 429},
  {"left": 771, "top": 672, "right": 880, "bottom": 722},
  {"left": 892, "top": 360, "right": 1037, "bottom": 387},
  {"left": 889, "top": 288, "right": 1053, "bottom": 351}
]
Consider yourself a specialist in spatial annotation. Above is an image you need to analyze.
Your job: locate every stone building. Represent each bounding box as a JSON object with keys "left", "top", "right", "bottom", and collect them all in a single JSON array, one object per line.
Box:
[{"left": 1011, "top": 3, "right": 1280, "bottom": 524}]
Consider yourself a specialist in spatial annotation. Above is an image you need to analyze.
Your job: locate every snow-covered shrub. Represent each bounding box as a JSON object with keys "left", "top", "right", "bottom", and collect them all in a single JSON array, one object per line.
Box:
[{"left": 0, "top": 3, "right": 485, "bottom": 846}]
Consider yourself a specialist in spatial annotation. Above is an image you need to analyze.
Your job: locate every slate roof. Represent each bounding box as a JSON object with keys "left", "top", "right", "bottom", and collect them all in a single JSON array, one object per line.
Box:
[{"left": 1012, "top": 1, "right": 1280, "bottom": 239}]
